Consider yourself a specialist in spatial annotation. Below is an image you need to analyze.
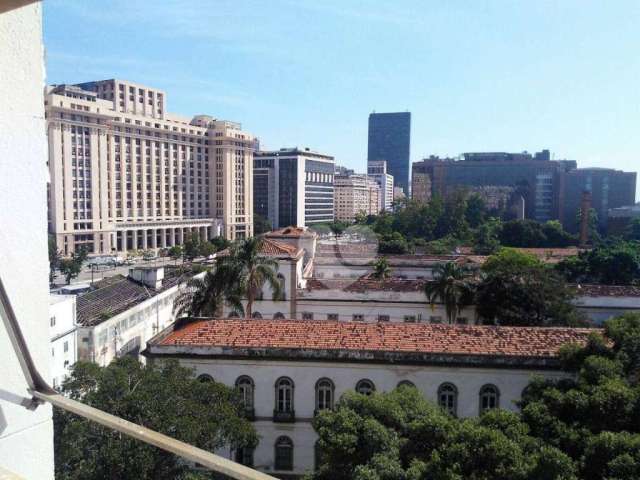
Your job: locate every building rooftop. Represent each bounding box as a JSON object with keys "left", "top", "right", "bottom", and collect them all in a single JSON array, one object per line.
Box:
[
  {"left": 76, "top": 270, "right": 184, "bottom": 327},
  {"left": 574, "top": 284, "right": 640, "bottom": 298},
  {"left": 148, "top": 319, "right": 596, "bottom": 368},
  {"left": 218, "top": 238, "right": 301, "bottom": 259},
  {"left": 305, "top": 276, "right": 426, "bottom": 292},
  {"left": 265, "top": 226, "right": 317, "bottom": 239}
]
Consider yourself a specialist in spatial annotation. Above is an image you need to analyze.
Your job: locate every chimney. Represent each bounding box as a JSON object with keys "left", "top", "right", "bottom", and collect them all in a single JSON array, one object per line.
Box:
[{"left": 579, "top": 191, "right": 592, "bottom": 246}]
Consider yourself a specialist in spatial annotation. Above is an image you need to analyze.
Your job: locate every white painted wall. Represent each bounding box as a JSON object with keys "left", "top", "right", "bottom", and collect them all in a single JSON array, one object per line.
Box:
[
  {"left": 49, "top": 295, "right": 77, "bottom": 388},
  {"left": 78, "top": 280, "right": 191, "bottom": 366},
  {"left": 0, "top": 2, "right": 54, "bottom": 478},
  {"left": 574, "top": 295, "right": 640, "bottom": 325},
  {"left": 175, "top": 358, "right": 567, "bottom": 477}
]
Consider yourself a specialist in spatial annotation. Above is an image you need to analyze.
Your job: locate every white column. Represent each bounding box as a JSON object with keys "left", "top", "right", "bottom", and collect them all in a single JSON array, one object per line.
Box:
[
  {"left": 132, "top": 229, "right": 138, "bottom": 251},
  {"left": 121, "top": 231, "right": 127, "bottom": 254},
  {"left": 170, "top": 227, "right": 176, "bottom": 246},
  {"left": 141, "top": 229, "right": 148, "bottom": 250},
  {"left": 160, "top": 228, "right": 167, "bottom": 248},
  {"left": 177, "top": 227, "right": 184, "bottom": 245}
]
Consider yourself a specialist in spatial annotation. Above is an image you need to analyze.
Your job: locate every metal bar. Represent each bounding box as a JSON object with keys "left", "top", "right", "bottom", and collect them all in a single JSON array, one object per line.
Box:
[{"left": 0, "top": 276, "right": 277, "bottom": 480}]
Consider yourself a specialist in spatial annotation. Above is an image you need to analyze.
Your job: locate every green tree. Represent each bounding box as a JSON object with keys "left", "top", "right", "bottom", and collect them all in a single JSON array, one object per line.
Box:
[
  {"left": 253, "top": 214, "right": 272, "bottom": 235},
  {"left": 520, "top": 313, "right": 640, "bottom": 479},
  {"left": 173, "top": 265, "right": 243, "bottom": 318},
  {"left": 49, "top": 235, "right": 61, "bottom": 284},
  {"left": 59, "top": 258, "right": 82, "bottom": 285},
  {"left": 625, "top": 217, "right": 640, "bottom": 241},
  {"left": 476, "top": 249, "right": 583, "bottom": 326},
  {"left": 209, "top": 236, "right": 231, "bottom": 253},
  {"left": 168, "top": 245, "right": 183, "bottom": 262},
  {"left": 556, "top": 240, "right": 640, "bottom": 285},
  {"left": 329, "top": 221, "right": 349, "bottom": 238},
  {"left": 378, "top": 232, "right": 411, "bottom": 254},
  {"left": 54, "top": 357, "right": 257, "bottom": 480},
  {"left": 218, "top": 237, "right": 282, "bottom": 318},
  {"left": 183, "top": 233, "right": 202, "bottom": 260},
  {"left": 371, "top": 256, "right": 391, "bottom": 279},
  {"left": 473, "top": 217, "right": 503, "bottom": 254},
  {"left": 312, "top": 386, "right": 576, "bottom": 480},
  {"left": 424, "top": 263, "right": 475, "bottom": 324},
  {"left": 465, "top": 192, "right": 488, "bottom": 228}
]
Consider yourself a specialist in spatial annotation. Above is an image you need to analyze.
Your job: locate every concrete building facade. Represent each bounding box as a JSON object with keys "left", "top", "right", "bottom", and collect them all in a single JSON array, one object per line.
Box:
[
  {"left": 46, "top": 80, "right": 255, "bottom": 256},
  {"left": 0, "top": 2, "right": 55, "bottom": 477},
  {"left": 367, "top": 160, "right": 394, "bottom": 211},
  {"left": 253, "top": 148, "right": 335, "bottom": 229},
  {"left": 49, "top": 294, "right": 77, "bottom": 389},
  {"left": 562, "top": 168, "right": 636, "bottom": 233},
  {"left": 145, "top": 319, "right": 591, "bottom": 478},
  {"left": 411, "top": 151, "right": 576, "bottom": 222},
  {"left": 334, "top": 174, "right": 381, "bottom": 222}
]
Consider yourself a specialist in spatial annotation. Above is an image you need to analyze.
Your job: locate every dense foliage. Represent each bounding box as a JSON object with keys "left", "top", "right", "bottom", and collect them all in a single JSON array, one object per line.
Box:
[
  {"left": 520, "top": 313, "right": 640, "bottom": 479},
  {"left": 475, "top": 249, "right": 584, "bottom": 326},
  {"left": 312, "top": 386, "right": 576, "bottom": 480},
  {"left": 313, "top": 314, "right": 640, "bottom": 480},
  {"left": 54, "top": 357, "right": 256, "bottom": 480},
  {"left": 556, "top": 240, "right": 640, "bottom": 285}
]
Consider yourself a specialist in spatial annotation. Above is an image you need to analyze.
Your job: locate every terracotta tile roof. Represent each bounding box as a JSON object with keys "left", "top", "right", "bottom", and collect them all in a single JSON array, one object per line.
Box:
[
  {"left": 217, "top": 238, "right": 300, "bottom": 259},
  {"left": 573, "top": 284, "right": 640, "bottom": 298},
  {"left": 260, "top": 238, "right": 300, "bottom": 257},
  {"left": 266, "top": 226, "right": 316, "bottom": 238},
  {"left": 156, "top": 319, "right": 596, "bottom": 360},
  {"left": 304, "top": 276, "right": 426, "bottom": 292}
]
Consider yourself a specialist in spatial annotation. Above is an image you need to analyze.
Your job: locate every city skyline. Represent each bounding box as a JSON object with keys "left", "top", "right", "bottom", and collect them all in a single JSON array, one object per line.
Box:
[{"left": 43, "top": 1, "right": 640, "bottom": 200}]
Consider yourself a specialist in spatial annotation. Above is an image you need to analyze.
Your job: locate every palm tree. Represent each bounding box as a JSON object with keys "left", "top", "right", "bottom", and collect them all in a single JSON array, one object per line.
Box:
[
  {"left": 372, "top": 256, "right": 391, "bottom": 279},
  {"left": 424, "top": 262, "right": 476, "bottom": 324},
  {"left": 173, "top": 264, "right": 243, "bottom": 318},
  {"left": 218, "top": 237, "right": 283, "bottom": 319}
]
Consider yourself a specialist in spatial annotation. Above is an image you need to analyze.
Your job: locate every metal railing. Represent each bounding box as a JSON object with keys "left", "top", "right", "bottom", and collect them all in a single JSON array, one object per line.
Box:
[{"left": 0, "top": 276, "right": 276, "bottom": 480}]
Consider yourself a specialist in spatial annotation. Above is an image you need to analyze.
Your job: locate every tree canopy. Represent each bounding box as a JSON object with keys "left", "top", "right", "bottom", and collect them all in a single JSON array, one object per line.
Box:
[{"left": 54, "top": 357, "right": 257, "bottom": 480}]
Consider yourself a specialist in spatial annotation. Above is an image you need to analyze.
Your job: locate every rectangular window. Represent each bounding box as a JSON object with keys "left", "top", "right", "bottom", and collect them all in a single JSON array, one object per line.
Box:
[
  {"left": 352, "top": 314, "right": 364, "bottom": 321},
  {"left": 429, "top": 316, "right": 443, "bottom": 324},
  {"left": 327, "top": 313, "right": 339, "bottom": 321},
  {"left": 302, "top": 312, "right": 314, "bottom": 320},
  {"left": 50, "top": 316, "right": 56, "bottom": 327},
  {"left": 403, "top": 315, "right": 417, "bottom": 323},
  {"left": 63, "top": 341, "right": 69, "bottom": 353},
  {"left": 377, "top": 314, "right": 390, "bottom": 322}
]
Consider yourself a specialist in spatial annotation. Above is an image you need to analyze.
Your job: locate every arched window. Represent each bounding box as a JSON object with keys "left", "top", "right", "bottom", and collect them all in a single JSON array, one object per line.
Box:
[
  {"left": 438, "top": 383, "right": 458, "bottom": 416},
  {"left": 275, "top": 377, "right": 294, "bottom": 413},
  {"left": 274, "top": 436, "right": 294, "bottom": 471},
  {"left": 235, "top": 376, "right": 254, "bottom": 410},
  {"left": 197, "top": 374, "right": 214, "bottom": 382},
  {"left": 355, "top": 379, "right": 375, "bottom": 396},
  {"left": 228, "top": 311, "right": 240, "bottom": 318},
  {"left": 235, "top": 447, "right": 254, "bottom": 467},
  {"left": 397, "top": 380, "right": 416, "bottom": 389},
  {"left": 273, "top": 312, "right": 285, "bottom": 319},
  {"left": 315, "top": 378, "right": 334, "bottom": 412},
  {"left": 479, "top": 384, "right": 500, "bottom": 413},
  {"left": 252, "top": 311, "right": 262, "bottom": 319}
]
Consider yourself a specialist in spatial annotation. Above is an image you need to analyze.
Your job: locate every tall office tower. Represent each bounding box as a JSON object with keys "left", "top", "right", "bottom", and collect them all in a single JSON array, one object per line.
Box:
[
  {"left": 411, "top": 150, "right": 577, "bottom": 222},
  {"left": 334, "top": 173, "right": 381, "bottom": 222},
  {"left": 253, "top": 148, "right": 335, "bottom": 229},
  {"left": 46, "top": 79, "right": 254, "bottom": 256},
  {"left": 562, "top": 168, "right": 637, "bottom": 233},
  {"left": 368, "top": 112, "right": 411, "bottom": 195},
  {"left": 367, "top": 161, "right": 394, "bottom": 211}
]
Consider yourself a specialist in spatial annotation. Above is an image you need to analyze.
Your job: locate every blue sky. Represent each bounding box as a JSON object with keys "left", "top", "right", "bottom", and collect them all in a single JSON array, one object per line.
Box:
[{"left": 44, "top": 1, "right": 639, "bottom": 198}]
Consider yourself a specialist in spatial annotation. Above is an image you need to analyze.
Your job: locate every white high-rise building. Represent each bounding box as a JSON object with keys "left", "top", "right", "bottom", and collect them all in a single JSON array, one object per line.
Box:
[
  {"left": 367, "top": 160, "right": 394, "bottom": 211},
  {"left": 46, "top": 79, "right": 255, "bottom": 256}
]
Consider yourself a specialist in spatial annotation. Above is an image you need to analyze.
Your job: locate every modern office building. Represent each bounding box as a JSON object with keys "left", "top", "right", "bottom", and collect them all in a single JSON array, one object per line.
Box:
[
  {"left": 562, "top": 168, "right": 637, "bottom": 233},
  {"left": 411, "top": 155, "right": 456, "bottom": 203},
  {"left": 367, "top": 112, "right": 411, "bottom": 195},
  {"left": 608, "top": 203, "right": 640, "bottom": 236},
  {"left": 367, "top": 160, "right": 394, "bottom": 211},
  {"left": 411, "top": 150, "right": 577, "bottom": 222},
  {"left": 45, "top": 79, "right": 255, "bottom": 256},
  {"left": 253, "top": 148, "right": 335, "bottom": 229},
  {"left": 334, "top": 173, "right": 381, "bottom": 222}
]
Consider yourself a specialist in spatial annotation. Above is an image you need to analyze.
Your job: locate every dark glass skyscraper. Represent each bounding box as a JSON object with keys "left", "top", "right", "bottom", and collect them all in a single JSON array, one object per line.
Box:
[{"left": 367, "top": 112, "right": 411, "bottom": 194}]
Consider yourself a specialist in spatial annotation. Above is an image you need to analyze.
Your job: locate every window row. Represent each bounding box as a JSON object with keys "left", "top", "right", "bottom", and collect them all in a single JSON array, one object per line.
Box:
[{"left": 197, "top": 375, "right": 501, "bottom": 418}]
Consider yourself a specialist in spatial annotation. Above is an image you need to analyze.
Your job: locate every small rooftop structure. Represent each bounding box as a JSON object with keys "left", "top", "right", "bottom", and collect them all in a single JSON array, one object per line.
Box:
[{"left": 218, "top": 238, "right": 302, "bottom": 260}]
